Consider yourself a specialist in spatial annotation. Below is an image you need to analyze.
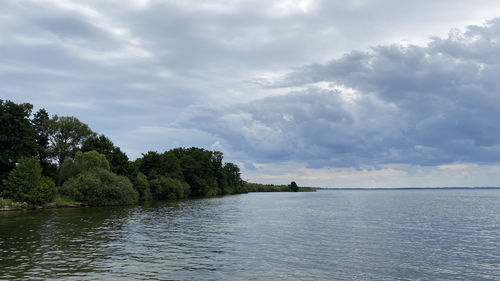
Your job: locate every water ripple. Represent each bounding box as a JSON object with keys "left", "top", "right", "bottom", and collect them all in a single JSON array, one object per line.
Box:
[{"left": 0, "top": 190, "right": 499, "bottom": 280}]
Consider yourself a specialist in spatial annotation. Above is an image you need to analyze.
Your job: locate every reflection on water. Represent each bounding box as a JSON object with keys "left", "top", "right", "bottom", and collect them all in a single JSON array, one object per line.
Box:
[{"left": 0, "top": 190, "right": 499, "bottom": 280}]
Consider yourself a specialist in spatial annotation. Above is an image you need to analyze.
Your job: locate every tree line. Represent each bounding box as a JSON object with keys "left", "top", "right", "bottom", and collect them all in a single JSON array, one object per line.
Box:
[
  {"left": 0, "top": 100, "right": 248, "bottom": 207},
  {"left": 245, "top": 182, "right": 314, "bottom": 192},
  {"left": 0, "top": 100, "right": 311, "bottom": 208}
]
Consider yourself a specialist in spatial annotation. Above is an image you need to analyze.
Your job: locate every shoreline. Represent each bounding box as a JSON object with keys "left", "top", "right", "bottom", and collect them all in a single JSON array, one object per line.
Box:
[
  {"left": 0, "top": 202, "right": 88, "bottom": 212},
  {"left": 0, "top": 190, "right": 314, "bottom": 212}
]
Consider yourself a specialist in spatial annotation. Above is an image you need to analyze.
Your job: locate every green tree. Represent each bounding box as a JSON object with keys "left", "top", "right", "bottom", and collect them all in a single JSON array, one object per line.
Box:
[
  {"left": 161, "top": 151, "right": 184, "bottom": 180},
  {"left": 179, "top": 148, "right": 218, "bottom": 197},
  {"left": 0, "top": 100, "right": 36, "bottom": 191},
  {"left": 138, "top": 151, "right": 163, "bottom": 179},
  {"left": 3, "top": 157, "right": 56, "bottom": 205},
  {"left": 32, "top": 109, "right": 50, "bottom": 163},
  {"left": 48, "top": 115, "right": 94, "bottom": 165},
  {"left": 224, "top": 162, "right": 243, "bottom": 194},
  {"left": 61, "top": 169, "right": 138, "bottom": 206},
  {"left": 59, "top": 151, "right": 138, "bottom": 206},
  {"left": 81, "top": 134, "right": 129, "bottom": 175},
  {"left": 134, "top": 172, "right": 152, "bottom": 201},
  {"left": 150, "top": 176, "right": 190, "bottom": 200},
  {"left": 137, "top": 150, "right": 184, "bottom": 181},
  {"left": 290, "top": 181, "right": 299, "bottom": 192},
  {"left": 211, "top": 151, "right": 230, "bottom": 195},
  {"left": 32, "top": 108, "right": 57, "bottom": 180},
  {"left": 58, "top": 151, "right": 110, "bottom": 184}
]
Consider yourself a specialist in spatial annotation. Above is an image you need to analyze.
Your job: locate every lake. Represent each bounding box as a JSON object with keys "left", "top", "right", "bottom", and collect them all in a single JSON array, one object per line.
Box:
[{"left": 0, "top": 190, "right": 499, "bottom": 280}]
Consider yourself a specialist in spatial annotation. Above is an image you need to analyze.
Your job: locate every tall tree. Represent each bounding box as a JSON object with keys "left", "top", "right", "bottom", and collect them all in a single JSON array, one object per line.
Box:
[
  {"left": 58, "top": 150, "right": 110, "bottom": 184},
  {"left": 0, "top": 100, "right": 36, "bottom": 191},
  {"left": 32, "top": 109, "right": 50, "bottom": 162},
  {"left": 161, "top": 151, "right": 184, "bottom": 180},
  {"left": 31, "top": 108, "right": 57, "bottom": 179},
  {"left": 290, "top": 181, "right": 299, "bottom": 192},
  {"left": 138, "top": 151, "right": 163, "bottom": 179},
  {"left": 81, "top": 134, "right": 129, "bottom": 175},
  {"left": 48, "top": 115, "right": 94, "bottom": 165},
  {"left": 179, "top": 148, "right": 218, "bottom": 196},
  {"left": 224, "top": 162, "right": 243, "bottom": 194}
]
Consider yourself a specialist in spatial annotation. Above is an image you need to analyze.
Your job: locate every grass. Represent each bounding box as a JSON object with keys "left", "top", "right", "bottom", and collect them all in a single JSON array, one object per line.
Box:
[
  {"left": 55, "top": 196, "right": 76, "bottom": 207},
  {"left": 0, "top": 198, "right": 10, "bottom": 208},
  {"left": 0, "top": 199, "right": 28, "bottom": 209},
  {"left": 0, "top": 196, "right": 79, "bottom": 210}
]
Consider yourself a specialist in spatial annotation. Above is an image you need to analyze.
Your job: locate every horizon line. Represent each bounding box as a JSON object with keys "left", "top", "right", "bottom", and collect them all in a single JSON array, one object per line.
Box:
[{"left": 313, "top": 186, "right": 500, "bottom": 190}]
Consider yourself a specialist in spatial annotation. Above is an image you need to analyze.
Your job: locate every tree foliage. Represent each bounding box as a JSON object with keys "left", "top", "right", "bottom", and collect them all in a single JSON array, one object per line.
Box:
[
  {"left": 136, "top": 151, "right": 183, "bottom": 180},
  {"left": 61, "top": 168, "right": 138, "bottom": 206},
  {"left": 0, "top": 100, "right": 36, "bottom": 191},
  {"left": 32, "top": 109, "right": 51, "bottom": 163},
  {"left": 290, "top": 181, "right": 299, "bottom": 192},
  {"left": 223, "top": 162, "right": 244, "bottom": 194},
  {"left": 244, "top": 183, "right": 290, "bottom": 192},
  {"left": 244, "top": 182, "right": 314, "bottom": 192},
  {"left": 48, "top": 115, "right": 94, "bottom": 165},
  {"left": 59, "top": 150, "right": 110, "bottom": 184},
  {"left": 59, "top": 151, "right": 138, "bottom": 206},
  {"left": 3, "top": 157, "right": 56, "bottom": 205},
  {"left": 133, "top": 172, "right": 152, "bottom": 201},
  {"left": 0, "top": 100, "right": 276, "bottom": 207},
  {"left": 81, "top": 135, "right": 129, "bottom": 176},
  {"left": 150, "top": 176, "right": 190, "bottom": 200},
  {"left": 135, "top": 147, "right": 246, "bottom": 198}
]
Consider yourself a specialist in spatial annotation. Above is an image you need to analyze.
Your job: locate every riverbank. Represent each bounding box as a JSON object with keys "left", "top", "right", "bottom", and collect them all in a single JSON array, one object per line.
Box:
[
  {"left": 0, "top": 187, "right": 316, "bottom": 211},
  {"left": 0, "top": 198, "right": 87, "bottom": 211}
]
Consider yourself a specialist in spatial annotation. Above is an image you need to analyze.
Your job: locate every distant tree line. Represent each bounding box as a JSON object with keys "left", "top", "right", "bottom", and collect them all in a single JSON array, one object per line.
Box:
[
  {"left": 0, "top": 100, "right": 246, "bottom": 207},
  {"left": 244, "top": 181, "right": 314, "bottom": 192}
]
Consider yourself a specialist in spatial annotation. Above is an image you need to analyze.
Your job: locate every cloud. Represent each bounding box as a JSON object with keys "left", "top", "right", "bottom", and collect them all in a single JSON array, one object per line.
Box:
[
  {"left": 3, "top": 0, "right": 500, "bottom": 187},
  {"left": 177, "top": 19, "right": 500, "bottom": 168}
]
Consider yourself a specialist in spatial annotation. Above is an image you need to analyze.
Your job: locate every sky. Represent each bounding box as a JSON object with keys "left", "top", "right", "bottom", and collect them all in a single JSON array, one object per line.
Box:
[{"left": 3, "top": 0, "right": 500, "bottom": 188}]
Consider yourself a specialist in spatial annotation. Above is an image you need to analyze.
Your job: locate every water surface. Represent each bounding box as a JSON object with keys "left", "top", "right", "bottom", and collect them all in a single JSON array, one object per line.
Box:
[{"left": 1, "top": 190, "right": 499, "bottom": 280}]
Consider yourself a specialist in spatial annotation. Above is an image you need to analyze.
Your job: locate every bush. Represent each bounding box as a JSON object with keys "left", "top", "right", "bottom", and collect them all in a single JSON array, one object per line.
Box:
[
  {"left": 55, "top": 197, "right": 74, "bottom": 207},
  {"left": 59, "top": 151, "right": 110, "bottom": 184},
  {"left": 150, "top": 176, "right": 190, "bottom": 200},
  {"left": 61, "top": 168, "right": 138, "bottom": 206},
  {"left": 3, "top": 157, "right": 56, "bottom": 205},
  {"left": 134, "top": 172, "right": 152, "bottom": 201},
  {"left": 0, "top": 198, "right": 11, "bottom": 208}
]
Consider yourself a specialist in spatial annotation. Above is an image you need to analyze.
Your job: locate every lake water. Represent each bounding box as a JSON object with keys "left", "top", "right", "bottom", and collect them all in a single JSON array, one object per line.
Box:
[{"left": 0, "top": 190, "right": 499, "bottom": 280}]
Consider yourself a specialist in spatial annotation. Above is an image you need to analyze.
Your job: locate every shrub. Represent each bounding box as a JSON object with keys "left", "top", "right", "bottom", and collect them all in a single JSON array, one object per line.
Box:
[
  {"left": 150, "top": 176, "right": 190, "bottom": 200},
  {"left": 3, "top": 157, "right": 56, "bottom": 205},
  {"left": 0, "top": 198, "right": 11, "bottom": 208},
  {"left": 134, "top": 172, "right": 152, "bottom": 201},
  {"left": 55, "top": 197, "right": 74, "bottom": 207},
  {"left": 59, "top": 150, "right": 110, "bottom": 184},
  {"left": 61, "top": 168, "right": 138, "bottom": 206}
]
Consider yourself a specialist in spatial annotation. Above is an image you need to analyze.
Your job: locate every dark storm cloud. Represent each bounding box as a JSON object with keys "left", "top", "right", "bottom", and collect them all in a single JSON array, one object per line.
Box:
[{"left": 178, "top": 19, "right": 500, "bottom": 167}]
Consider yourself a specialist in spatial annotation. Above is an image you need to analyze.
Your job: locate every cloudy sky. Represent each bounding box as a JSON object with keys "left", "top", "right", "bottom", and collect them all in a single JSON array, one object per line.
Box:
[{"left": 3, "top": 0, "right": 500, "bottom": 187}]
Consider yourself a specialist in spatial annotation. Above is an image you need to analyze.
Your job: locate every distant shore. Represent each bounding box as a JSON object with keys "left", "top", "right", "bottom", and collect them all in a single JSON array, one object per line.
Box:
[{"left": 314, "top": 187, "right": 500, "bottom": 190}]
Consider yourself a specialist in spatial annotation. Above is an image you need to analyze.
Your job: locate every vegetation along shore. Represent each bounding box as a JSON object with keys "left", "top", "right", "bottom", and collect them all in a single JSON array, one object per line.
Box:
[{"left": 0, "top": 100, "right": 314, "bottom": 211}]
